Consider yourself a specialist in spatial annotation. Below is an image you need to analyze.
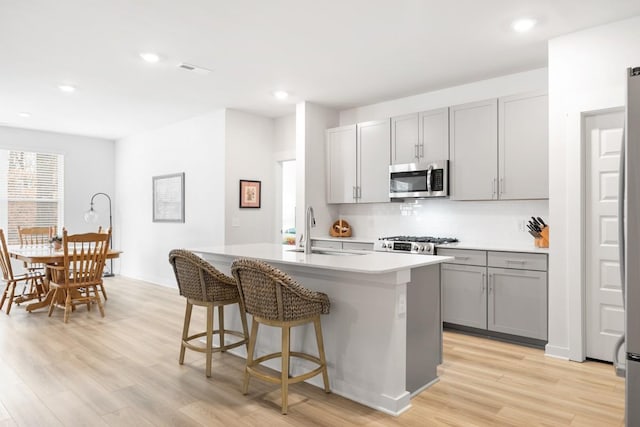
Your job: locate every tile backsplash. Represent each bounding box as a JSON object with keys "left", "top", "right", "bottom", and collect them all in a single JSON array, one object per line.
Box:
[{"left": 336, "top": 199, "right": 549, "bottom": 246}]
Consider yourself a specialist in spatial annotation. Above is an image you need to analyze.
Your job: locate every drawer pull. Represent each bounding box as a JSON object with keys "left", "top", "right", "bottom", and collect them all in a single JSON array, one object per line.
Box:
[
  {"left": 456, "top": 256, "right": 470, "bottom": 261},
  {"left": 505, "top": 259, "right": 526, "bottom": 264}
]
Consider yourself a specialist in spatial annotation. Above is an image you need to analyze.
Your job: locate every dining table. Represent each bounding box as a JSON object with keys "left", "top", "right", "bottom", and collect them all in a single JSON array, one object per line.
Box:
[{"left": 8, "top": 245, "right": 122, "bottom": 312}]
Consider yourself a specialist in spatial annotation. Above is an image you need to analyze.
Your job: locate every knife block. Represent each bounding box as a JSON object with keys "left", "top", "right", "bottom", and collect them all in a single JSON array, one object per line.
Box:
[{"left": 535, "top": 226, "right": 549, "bottom": 248}]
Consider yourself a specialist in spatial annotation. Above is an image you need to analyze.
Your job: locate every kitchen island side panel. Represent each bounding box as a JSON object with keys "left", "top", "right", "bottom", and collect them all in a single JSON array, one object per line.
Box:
[{"left": 406, "top": 265, "right": 441, "bottom": 394}]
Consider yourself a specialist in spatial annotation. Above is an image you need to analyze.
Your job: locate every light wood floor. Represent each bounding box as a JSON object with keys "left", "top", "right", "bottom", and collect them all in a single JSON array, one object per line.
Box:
[{"left": 0, "top": 276, "right": 625, "bottom": 426}]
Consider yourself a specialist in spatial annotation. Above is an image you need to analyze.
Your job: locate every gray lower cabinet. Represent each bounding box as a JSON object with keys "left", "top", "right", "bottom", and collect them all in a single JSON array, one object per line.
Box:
[
  {"left": 439, "top": 247, "right": 548, "bottom": 342},
  {"left": 487, "top": 267, "right": 547, "bottom": 340},
  {"left": 441, "top": 264, "right": 487, "bottom": 329}
]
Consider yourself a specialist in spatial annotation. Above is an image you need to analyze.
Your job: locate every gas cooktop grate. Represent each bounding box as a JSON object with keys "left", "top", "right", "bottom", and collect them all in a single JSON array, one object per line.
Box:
[{"left": 378, "top": 236, "right": 459, "bottom": 244}]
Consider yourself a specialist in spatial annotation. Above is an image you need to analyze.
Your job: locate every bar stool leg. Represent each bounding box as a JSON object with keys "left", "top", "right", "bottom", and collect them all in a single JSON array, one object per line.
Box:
[
  {"left": 206, "top": 303, "right": 213, "bottom": 377},
  {"left": 281, "top": 324, "right": 291, "bottom": 414},
  {"left": 314, "top": 316, "right": 330, "bottom": 393},
  {"left": 239, "top": 305, "right": 250, "bottom": 350},
  {"left": 179, "top": 301, "right": 193, "bottom": 365},
  {"left": 218, "top": 305, "right": 225, "bottom": 351},
  {"left": 243, "top": 317, "right": 259, "bottom": 394}
]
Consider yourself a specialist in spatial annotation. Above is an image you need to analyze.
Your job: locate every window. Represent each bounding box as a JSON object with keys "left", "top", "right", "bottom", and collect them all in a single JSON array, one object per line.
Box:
[{"left": 0, "top": 150, "right": 64, "bottom": 244}]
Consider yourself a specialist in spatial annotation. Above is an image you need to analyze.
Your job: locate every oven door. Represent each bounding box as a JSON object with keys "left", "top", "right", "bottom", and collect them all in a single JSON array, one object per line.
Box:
[{"left": 389, "top": 161, "right": 448, "bottom": 199}]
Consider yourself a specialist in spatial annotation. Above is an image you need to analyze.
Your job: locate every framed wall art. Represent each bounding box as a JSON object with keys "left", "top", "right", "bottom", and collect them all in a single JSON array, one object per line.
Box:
[
  {"left": 153, "top": 172, "right": 185, "bottom": 222},
  {"left": 239, "top": 179, "right": 261, "bottom": 208}
]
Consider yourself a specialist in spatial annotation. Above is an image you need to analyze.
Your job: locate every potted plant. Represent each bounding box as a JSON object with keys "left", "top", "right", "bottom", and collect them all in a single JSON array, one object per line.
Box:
[{"left": 50, "top": 235, "right": 62, "bottom": 250}]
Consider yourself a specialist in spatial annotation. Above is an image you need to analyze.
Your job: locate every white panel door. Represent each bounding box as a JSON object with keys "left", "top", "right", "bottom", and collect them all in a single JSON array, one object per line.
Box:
[
  {"left": 419, "top": 107, "right": 449, "bottom": 161},
  {"left": 585, "top": 111, "right": 625, "bottom": 362},
  {"left": 498, "top": 92, "right": 548, "bottom": 200},
  {"left": 449, "top": 99, "right": 498, "bottom": 200},
  {"left": 391, "top": 113, "right": 419, "bottom": 164},
  {"left": 326, "top": 125, "right": 356, "bottom": 204},
  {"left": 357, "top": 119, "right": 390, "bottom": 203}
]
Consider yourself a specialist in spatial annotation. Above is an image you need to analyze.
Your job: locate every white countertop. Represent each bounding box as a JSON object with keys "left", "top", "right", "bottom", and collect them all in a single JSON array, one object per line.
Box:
[
  {"left": 436, "top": 241, "right": 549, "bottom": 254},
  {"left": 191, "top": 243, "right": 452, "bottom": 274},
  {"left": 312, "top": 235, "right": 549, "bottom": 254},
  {"left": 310, "top": 236, "right": 377, "bottom": 244}
]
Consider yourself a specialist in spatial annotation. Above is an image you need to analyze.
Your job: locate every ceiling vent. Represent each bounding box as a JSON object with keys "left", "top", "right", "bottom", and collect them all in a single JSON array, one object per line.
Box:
[{"left": 177, "top": 63, "right": 212, "bottom": 75}]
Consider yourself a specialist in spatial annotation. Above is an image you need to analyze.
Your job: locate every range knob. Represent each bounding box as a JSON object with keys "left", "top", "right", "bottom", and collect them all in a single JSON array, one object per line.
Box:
[{"left": 420, "top": 245, "right": 426, "bottom": 252}]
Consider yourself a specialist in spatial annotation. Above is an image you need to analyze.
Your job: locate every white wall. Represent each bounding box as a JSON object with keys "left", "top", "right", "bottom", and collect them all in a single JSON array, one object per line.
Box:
[
  {"left": 224, "top": 109, "right": 277, "bottom": 244},
  {"left": 340, "top": 68, "right": 548, "bottom": 125},
  {"left": 115, "top": 110, "right": 226, "bottom": 286},
  {"left": 274, "top": 114, "right": 297, "bottom": 239},
  {"left": 334, "top": 69, "right": 549, "bottom": 245},
  {"left": 295, "top": 102, "right": 339, "bottom": 243},
  {"left": 548, "top": 15, "right": 640, "bottom": 360},
  {"left": 274, "top": 114, "right": 296, "bottom": 158},
  {"left": 0, "top": 125, "right": 114, "bottom": 235}
]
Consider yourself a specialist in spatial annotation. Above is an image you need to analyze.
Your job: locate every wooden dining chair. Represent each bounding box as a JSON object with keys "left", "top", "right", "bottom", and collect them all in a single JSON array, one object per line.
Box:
[
  {"left": 17, "top": 225, "right": 54, "bottom": 299},
  {"left": 18, "top": 226, "right": 54, "bottom": 247},
  {"left": 0, "top": 229, "right": 45, "bottom": 314},
  {"left": 94, "top": 226, "right": 109, "bottom": 301},
  {"left": 47, "top": 228, "right": 111, "bottom": 323}
]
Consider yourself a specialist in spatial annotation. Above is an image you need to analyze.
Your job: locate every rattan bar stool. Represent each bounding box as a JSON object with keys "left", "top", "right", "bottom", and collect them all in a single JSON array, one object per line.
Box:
[
  {"left": 169, "top": 249, "right": 249, "bottom": 377},
  {"left": 231, "top": 258, "right": 330, "bottom": 414}
]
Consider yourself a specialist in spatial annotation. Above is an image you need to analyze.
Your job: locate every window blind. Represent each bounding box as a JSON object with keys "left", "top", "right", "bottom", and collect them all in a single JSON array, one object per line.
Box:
[{"left": 0, "top": 150, "right": 64, "bottom": 244}]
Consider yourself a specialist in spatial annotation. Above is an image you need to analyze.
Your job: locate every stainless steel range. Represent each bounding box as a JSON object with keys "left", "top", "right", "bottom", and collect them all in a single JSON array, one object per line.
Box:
[{"left": 374, "top": 235, "right": 458, "bottom": 255}]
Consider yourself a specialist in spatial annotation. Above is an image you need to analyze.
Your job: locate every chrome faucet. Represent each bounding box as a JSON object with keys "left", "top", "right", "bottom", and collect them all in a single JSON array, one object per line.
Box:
[{"left": 304, "top": 206, "right": 316, "bottom": 254}]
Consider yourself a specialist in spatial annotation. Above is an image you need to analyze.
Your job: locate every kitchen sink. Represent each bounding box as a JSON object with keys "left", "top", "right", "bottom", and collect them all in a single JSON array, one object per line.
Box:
[{"left": 286, "top": 248, "right": 366, "bottom": 256}]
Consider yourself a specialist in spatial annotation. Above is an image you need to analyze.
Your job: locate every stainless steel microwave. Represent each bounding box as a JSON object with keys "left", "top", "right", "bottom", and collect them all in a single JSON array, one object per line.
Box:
[{"left": 389, "top": 160, "right": 449, "bottom": 200}]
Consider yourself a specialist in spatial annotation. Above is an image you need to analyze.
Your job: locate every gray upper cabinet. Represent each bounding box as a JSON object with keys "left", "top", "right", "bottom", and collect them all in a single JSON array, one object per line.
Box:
[
  {"left": 326, "top": 125, "right": 357, "bottom": 204},
  {"left": 498, "top": 92, "right": 549, "bottom": 200},
  {"left": 326, "top": 120, "right": 390, "bottom": 204},
  {"left": 450, "top": 93, "right": 549, "bottom": 201},
  {"left": 419, "top": 107, "right": 449, "bottom": 161},
  {"left": 357, "top": 119, "right": 391, "bottom": 203},
  {"left": 449, "top": 99, "right": 498, "bottom": 200},
  {"left": 391, "top": 113, "right": 419, "bottom": 164},
  {"left": 391, "top": 108, "right": 449, "bottom": 165}
]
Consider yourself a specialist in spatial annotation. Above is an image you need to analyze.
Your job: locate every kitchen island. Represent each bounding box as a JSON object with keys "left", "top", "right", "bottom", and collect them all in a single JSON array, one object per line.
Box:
[{"left": 191, "top": 243, "right": 452, "bottom": 415}]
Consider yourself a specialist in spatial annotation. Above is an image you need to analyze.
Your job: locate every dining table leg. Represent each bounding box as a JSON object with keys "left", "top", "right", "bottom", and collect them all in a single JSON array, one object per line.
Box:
[{"left": 25, "top": 264, "right": 55, "bottom": 312}]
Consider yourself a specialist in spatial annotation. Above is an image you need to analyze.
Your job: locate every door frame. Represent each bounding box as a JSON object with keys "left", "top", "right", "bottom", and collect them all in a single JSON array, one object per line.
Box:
[{"left": 578, "top": 107, "right": 625, "bottom": 362}]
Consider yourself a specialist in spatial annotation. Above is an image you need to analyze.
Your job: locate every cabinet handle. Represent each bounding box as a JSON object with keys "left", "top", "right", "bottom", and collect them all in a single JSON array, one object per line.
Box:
[
  {"left": 505, "top": 259, "right": 526, "bottom": 264},
  {"left": 456, "top": 256, "right": 470, "bottom": 261},
  {"left": 500, "top": 177, "right": 504, "bottom": 196},
  {"left": 492, "top": 178, "right": 496, "bottom": 197},
  {"left": 481, "top": 272, "right": 486, "bottom": 292},
  {"left": 488, "top": 273, "right": 493, "bottom": 293},
  {"left": 353, "top": 186, "right": 357, "bottom": 199},
  {"left": 419, "top": 144, "right": 424, "bottom": 158},
  {"left": 357, "top": 186, "right": 361, "bottom": 199},
  {"left": 415, "top": 144, "right": 419, "bottom": 159}
]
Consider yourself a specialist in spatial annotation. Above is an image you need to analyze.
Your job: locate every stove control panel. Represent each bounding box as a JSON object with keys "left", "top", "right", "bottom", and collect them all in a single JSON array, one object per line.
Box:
[{"left": 374, "top": 240, "right": 435, "bottom": 255}]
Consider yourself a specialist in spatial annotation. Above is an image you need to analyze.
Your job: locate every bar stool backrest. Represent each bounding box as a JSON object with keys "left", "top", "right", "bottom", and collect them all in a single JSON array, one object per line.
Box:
[
  {"left": 169, "top": 249, "right": 238, "bottom": 303},
  {"left": 231, "top": 258, "right": 330, "bottom": 322}
]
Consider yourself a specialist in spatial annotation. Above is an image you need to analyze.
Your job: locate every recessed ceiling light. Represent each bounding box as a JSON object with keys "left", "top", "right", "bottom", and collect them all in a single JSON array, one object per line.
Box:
[
  {"left": 140, "top": 52, "right": 160, "bottom": 63},
  {"left": 58, "top": 84, "right": 76, "bottom": 93},
  {"left": 273, "top": 90, "right": 289, "bottom": 100},
  {"left": 18, "top": 112, "right": 31, "bottom": 118},
  {"left": 512, "top": 18, "right": 537, "bottom": 33}
]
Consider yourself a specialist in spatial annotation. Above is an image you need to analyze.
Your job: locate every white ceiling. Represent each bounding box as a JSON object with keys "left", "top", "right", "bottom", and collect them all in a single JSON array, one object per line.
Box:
[{"left": 2, "top": 1, "right": 640, "bottom": 140}]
